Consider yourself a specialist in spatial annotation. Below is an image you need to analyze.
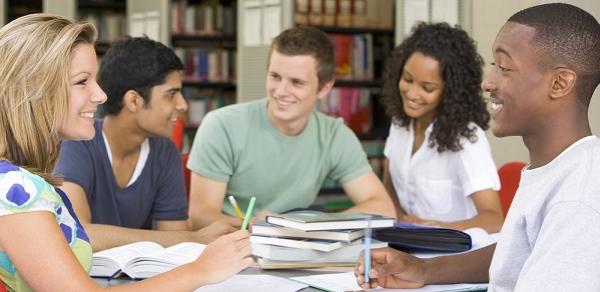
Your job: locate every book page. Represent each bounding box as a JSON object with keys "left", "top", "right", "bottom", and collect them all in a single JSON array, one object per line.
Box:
[
  {"left": 159, "top": 242, "right": 207, "bottom": 264},
  {"left": 195, "top": 274, "right": 307, "bottom": 292},
  {"left": 291, "top": 272, "right": 487, "bottom": 292},
  {"left": 464, "top": 228, "right": 496, "bottom": 250},
  {"left": 90, "top": 241, "right": 165, "bottom": 277},
  {"left": 121, "top": 242, "right": 207, "bottom": 279},
  {"left": 94, "top": 241, "right": 164, "bottom": 267}
]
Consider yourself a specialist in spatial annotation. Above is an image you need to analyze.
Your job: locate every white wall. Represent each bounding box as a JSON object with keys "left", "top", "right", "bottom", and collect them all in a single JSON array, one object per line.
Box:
[{"left": 471, "top": 0, "right": 600, "bottom": 166}]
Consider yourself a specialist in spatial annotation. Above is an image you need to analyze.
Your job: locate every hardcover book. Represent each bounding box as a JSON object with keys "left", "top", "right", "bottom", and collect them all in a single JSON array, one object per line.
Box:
[
  {"left": 266, "top": 210, "right": 394, "bottom": 231},
  {"left": 251, "top": 220, "right": 365, "bottom": 242}
]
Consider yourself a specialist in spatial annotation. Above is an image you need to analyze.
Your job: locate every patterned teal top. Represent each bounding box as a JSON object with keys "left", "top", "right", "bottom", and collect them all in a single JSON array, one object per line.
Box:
[{"left": 0, "top": 161, "right": 92, "bottom": 292}]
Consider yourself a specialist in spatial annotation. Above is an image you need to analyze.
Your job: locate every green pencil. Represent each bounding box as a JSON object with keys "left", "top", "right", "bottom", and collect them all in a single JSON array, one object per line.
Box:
[{"left": 241, "top": 197, "right": 256, "bottom": 230}]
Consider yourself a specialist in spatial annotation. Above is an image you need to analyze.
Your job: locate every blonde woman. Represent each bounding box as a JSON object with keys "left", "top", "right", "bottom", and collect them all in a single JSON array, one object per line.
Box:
[{"left": 0, "top": 14, "right": 251, "bottom": 291}]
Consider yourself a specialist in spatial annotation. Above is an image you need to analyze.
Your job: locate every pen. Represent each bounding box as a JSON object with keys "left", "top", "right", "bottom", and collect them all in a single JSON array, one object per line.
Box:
[
  {"left": 228, "top": 195, "right": 244, "bottom": 219},
  {"left": 241, "top": 196, "right": 256, "bottom": 230},
  {"left": 364, "top": 217, "right": 372, "bottom": 284}
]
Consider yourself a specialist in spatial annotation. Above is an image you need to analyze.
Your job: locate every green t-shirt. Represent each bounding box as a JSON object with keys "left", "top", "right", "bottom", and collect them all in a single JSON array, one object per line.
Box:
[{"left": 188, "top": 98, "right": 371, "bottom": 214}]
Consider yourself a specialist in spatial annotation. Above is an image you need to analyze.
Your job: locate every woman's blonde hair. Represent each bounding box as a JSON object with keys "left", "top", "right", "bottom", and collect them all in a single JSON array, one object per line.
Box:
[{"left": 0, "top": 13, "right": 97, "bottom": 185}]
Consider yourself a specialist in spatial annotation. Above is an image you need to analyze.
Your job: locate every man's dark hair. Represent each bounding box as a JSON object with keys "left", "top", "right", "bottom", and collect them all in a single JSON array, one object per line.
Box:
[
  {"left": 509, "top": 3, "right": 600, "bottom": 105},
  {"left": 98, "top": 36, "right": 184, "bottom": 115},
  {"left": 269, "top": 25, "right": 334, "bottom": 90}
]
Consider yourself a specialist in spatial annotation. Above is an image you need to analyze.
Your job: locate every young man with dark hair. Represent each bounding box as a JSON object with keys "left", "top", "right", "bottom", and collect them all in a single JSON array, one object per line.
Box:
[
  {"left": 354, "top": 3, "right": 600, "bottom": 291},
  {"left": 55, "top": 37, "right": 239, "bottom": 251},
  {"left": 187, "top": 26, "right": 395, "bottom": 229}
]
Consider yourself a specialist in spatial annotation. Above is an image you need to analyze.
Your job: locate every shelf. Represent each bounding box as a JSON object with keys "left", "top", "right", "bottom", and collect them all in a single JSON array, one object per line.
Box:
[
  {"left": 334, "top": 79, "right": 382, "bottom": 88},
  {"left": 78, "top": 0, "right": 126, "bottom": 10},
  {"left": 182, "top": 80, "right": 236, "bottom": 89},
  {"left": 171, "top": 34, "right": 237, "bottom": 49},
  {"left": 313, "top": 26, "right": 394, "bottom": 36}
]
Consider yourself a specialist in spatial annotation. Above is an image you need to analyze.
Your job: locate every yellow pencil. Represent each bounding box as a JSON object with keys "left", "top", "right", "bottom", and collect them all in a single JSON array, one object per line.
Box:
[{"left": 228, "top": 195, "right": 244, "bottom": 219}]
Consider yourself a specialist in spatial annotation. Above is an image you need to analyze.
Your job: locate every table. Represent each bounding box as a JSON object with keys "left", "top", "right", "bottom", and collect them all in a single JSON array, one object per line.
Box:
[{"left": 93, "top": 266, "right": 352, "bottom": 291}]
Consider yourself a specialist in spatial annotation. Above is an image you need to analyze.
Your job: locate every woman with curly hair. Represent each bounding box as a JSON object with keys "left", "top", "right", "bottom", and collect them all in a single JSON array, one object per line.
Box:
[{"left": 382, "top": 22, "right": 503, "bottom": 233}]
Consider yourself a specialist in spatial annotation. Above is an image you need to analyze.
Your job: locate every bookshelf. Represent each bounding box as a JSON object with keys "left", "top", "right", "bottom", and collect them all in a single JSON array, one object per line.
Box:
[
  {"left": 39, "top": 0, "right": 126, "bottom": 56},
  {"left": 78, "top": 0, "right": 127, "bottom": 55},
  {"left": 294, "top": 0, "right": 394, "bottom": 197},
  {"left": 5, "top": 0, "right": 42, "bottom": 24},
  {"left": 170, "top": 0, "right": 238, "bottom": 150}
]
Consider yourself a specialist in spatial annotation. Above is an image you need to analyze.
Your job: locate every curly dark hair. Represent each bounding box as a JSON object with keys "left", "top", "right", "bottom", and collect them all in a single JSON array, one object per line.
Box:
[{"left": 382, "top": 22, "right": 489, "bottom": 152}]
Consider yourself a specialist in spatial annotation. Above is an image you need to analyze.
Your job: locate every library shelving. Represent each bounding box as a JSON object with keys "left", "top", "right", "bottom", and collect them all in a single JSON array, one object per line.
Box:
[
  {"left": 77, "top": 0, "right": 127, "bottom": 56},
  {"left": 293, "top": 0, "right": 395, "bottom": 197},
  {"left": 5, "top": 0, "right": 42, "bottom": 24},
  {"left": 170, "top": 0, "right": 238, "bottom": 149}
]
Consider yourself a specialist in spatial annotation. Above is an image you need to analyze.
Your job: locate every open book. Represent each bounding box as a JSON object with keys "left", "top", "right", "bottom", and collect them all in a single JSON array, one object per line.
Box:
[{"left": 90, "top": 241, "right": 206, "bottom": 279}]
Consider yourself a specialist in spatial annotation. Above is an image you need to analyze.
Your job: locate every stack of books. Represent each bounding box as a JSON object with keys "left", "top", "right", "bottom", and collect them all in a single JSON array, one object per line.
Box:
[{"left": 250, "top": 211, "right": 394, "bottom": 269}]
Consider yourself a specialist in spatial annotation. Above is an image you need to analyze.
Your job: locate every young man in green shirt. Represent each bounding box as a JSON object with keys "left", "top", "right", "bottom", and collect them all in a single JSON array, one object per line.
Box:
[{"left": 187, "top": 26, "right": 395, "bottom": 229}]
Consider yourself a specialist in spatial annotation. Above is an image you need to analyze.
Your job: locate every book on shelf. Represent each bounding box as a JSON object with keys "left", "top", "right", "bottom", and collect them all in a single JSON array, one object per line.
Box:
[
  {"left": 336, "top": 0, "right": 352, "bottom": 27},
  {"left": 322, "top": 0, "right": 336, "bottom": 26},
  {"left": 265, "top": 210, "right": 394, "bottom": 231},
  {"left": 90, "top": 241, "right": 205, "bottom": 279},
  {"left": 293, "top": 0, "right": 394, "bottom": 29},
  {"left": 172, "top": 1, "right": 235, "bottom": 35},
  {"left": 294, "top": 0, "right": 310, "bottom": 24},
  {"left": 251, "top": 238, "right": 387, "bottom": 262},
  {"left": 318, "top": 87, "right": 373, "bottom": 134},
  {"left": 250, "top": 235, "right": 357, "bottom": 252},
  {"left": 176, "top": 48, "right": 235, "bottom": 82},
  {"left": 251, "top": 220, "right": 365, "bottom": 242},
  {"left": 329, "top": 33, "right": 374, "bottom": 80},
  {"left": 308, "top": 0, "right": 324, "bottom": 25}
]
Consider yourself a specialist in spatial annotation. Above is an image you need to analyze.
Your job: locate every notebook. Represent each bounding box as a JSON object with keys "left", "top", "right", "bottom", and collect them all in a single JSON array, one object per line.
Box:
[
  {"left": 290, "top": 272, "right": 488, "bottom": 292},
  {"left": 374, "top": 223, "right": 472, "bottom": 253}
]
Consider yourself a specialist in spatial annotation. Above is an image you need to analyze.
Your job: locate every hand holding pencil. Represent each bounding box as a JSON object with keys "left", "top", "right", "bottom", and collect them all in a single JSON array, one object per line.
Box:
[{"left": 354, "top": 247, "right": 428, "bottom": 289}]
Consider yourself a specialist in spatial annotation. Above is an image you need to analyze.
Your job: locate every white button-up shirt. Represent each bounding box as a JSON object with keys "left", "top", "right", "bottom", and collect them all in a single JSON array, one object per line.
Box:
[{"left": 384, "top": 121, "right": 500, "bottom": 222}]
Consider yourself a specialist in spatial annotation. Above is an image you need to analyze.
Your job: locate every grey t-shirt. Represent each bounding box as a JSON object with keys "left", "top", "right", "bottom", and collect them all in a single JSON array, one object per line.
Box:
[
  {"left": 55, "top": 120, "right": 188, "bottom": 229},
  {"left": 489, "top": 136, "right": 600, "bottom": 291}
]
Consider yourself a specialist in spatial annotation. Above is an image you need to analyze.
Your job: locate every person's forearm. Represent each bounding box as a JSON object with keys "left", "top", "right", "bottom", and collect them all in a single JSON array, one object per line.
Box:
[
  {"left": 84, "top": 223, "right": 192, "bottom": 251},
  {"left": 423, "top": 244, "right": 495, "bottom": 284},
  {"left": 346, "top": 196, "right": 396, "bottom": 218},
  {"left": 188, "top": 208, "right": 231, "bottom": 230},
  {"left": 444, "top": 210, "right": 504, "bottom": 233}
]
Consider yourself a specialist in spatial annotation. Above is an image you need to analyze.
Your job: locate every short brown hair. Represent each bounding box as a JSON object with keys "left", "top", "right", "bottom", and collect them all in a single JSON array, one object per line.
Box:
[{"left": 269, "top": 25, "right": 334, "bottom": 90}]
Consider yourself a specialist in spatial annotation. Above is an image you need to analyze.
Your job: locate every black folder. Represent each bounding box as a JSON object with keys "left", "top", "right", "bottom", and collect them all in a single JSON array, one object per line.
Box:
[{"left": 373, "top": 223, "right": 472, "bottom": 253}]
